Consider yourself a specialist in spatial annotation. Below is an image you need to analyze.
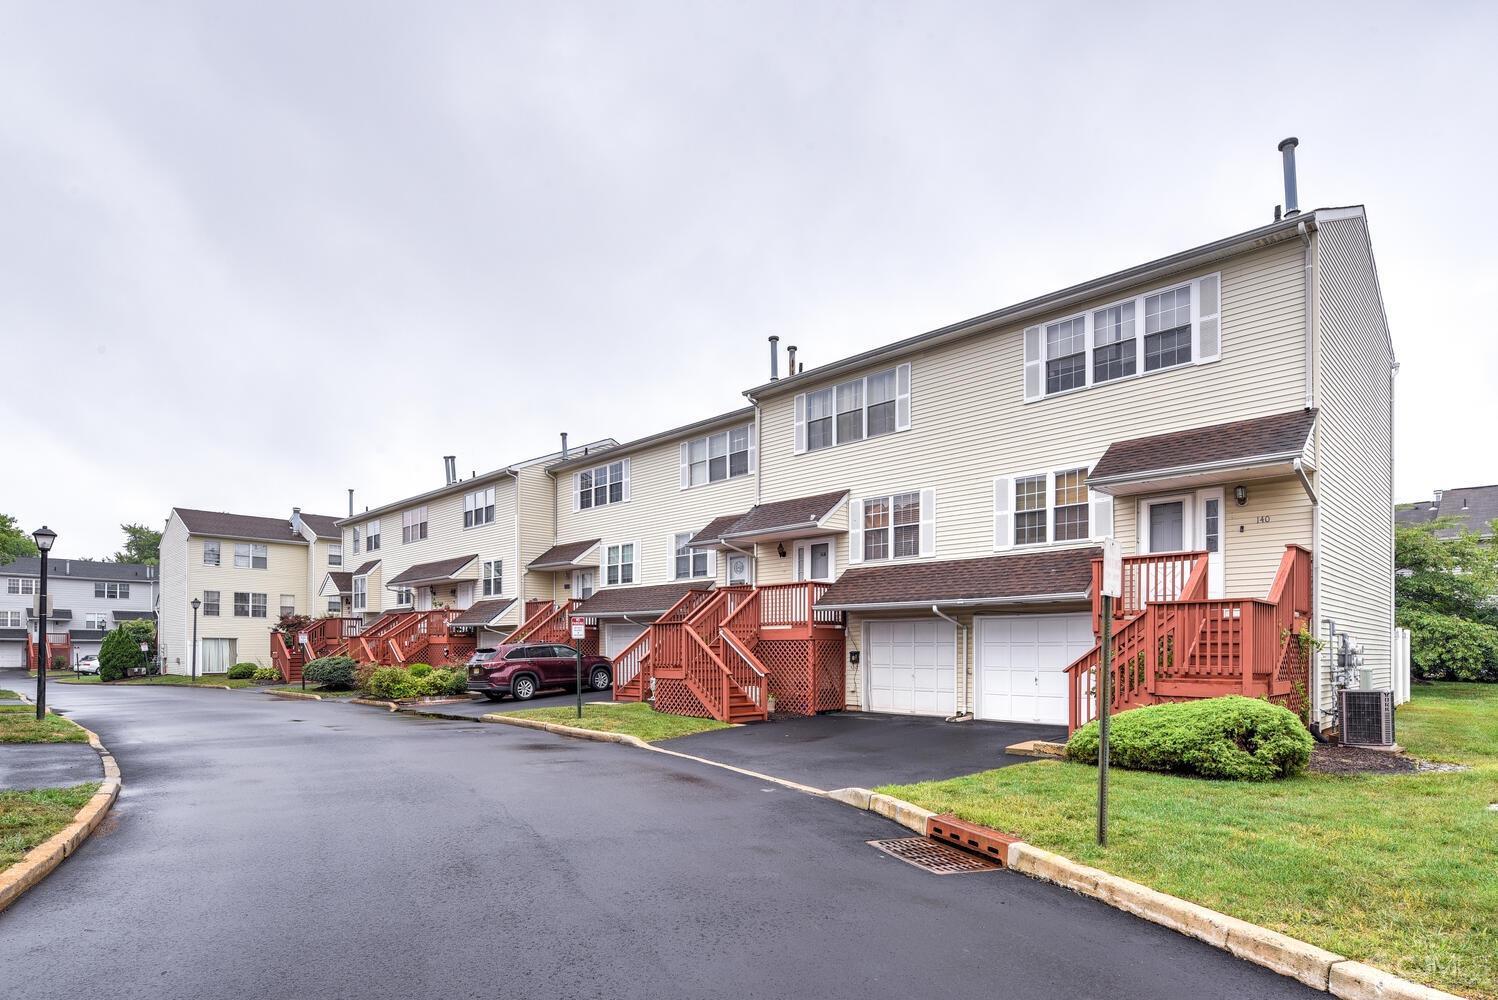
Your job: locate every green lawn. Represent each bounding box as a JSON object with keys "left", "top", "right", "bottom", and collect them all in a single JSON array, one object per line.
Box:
[
  {"left": 0, "top": 705, "right": 89, "bottom": 743},
  {"left": 0, "top": 783, "right": 102, "bottom": 869},
  {"left": 54, "top": 673, "right": 257, "bottom": 689},
  {"left": 0, "top": 689, "right": 18, "bottom": 700},
  {"left": 881, "top": 683, "right": 1498, "bottom": 999},
  {"left": 501, "top": 702, "right": 730, "bottom": 742}
]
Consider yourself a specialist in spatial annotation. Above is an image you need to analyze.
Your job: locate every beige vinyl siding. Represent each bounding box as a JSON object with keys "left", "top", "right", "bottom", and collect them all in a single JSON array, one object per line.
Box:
[
  {"left": 175, "top": 533, "right": 312, "bottom": 670},
  {"left": 1311, "top": 213, "right": 1397, "bottom": 723},
  {"left": 515, "top": 464, "right": 562, "bottom": 622},
  {"left": 757, "top": 241, "right": 1310, "bottom": 571},
  {"left": 304, "top": 537, "right": 342, "bottom": 616},
  {"left": 157, "top": 514, "right": 190, "bottom": 674}
]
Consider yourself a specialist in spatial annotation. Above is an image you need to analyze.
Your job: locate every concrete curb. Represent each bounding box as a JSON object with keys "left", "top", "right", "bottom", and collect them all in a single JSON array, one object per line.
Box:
[
  {"left": 351, "top": 698, "right": 399, "bottom": 712},
  {"left": 267, "top": 690, "right": 324, "bottom": 701},
  {"left": 0, "top": 718, "right": 121, "bottom": 915}
]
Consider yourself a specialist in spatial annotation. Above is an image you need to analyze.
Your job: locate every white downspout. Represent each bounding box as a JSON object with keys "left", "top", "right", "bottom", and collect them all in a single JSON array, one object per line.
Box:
[{"left": 932, "top": 605, "right": 972, "bottom": 723}]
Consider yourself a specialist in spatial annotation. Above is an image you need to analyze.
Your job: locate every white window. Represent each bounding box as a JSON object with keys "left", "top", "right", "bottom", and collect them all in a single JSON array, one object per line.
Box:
[
  {"left": 993, "top": 465, "right": 1111, "bottom": 550},
  {"left": 849, "top": 489, "right": 936, "bottom": 564},
  {"left": 394, "top": 586, "right": 413, "bottom": 606},
  {"left": 366, "top": 520, "right": 381, "bottom": 551},
  {"left": 795, "top": 363, "right": 911, "bottom": 454},
  {"left": 0, "top": 610, "right": 22, "bottom": 627},
  {"left": 203, "top": 591, "right": 220, "bottom": 616},
  {"left": 95, "top": 582, "right": 131, "bottom": 599},
  {"left": 233, "top": 592, "right": 250, "bottom": 617},
  {"left": 352, "top": 577, "right": 367, "bottom": 612},
  {"left": 402, "top": 507, "right": 428, "bottom": 544},
  {"left": 234, "top": 543, "right": 268, "bottom": 569},
  {"left": 572, "top": 569, "right": 595, "bottom": 600},
  {"left": 681, "top": 424, "right": 754, "bottom": 488},
  {"left": 328, "top": 544, "right": 343, "bottom": 567},
  {"left": 85, "top": 613, "right": 109, "bottom": 630},
  {"left": 328, "top": 598, "right": 341, "bottom": 613},
  {"left": 203, "top": 540, "right": 221, "bottom": 566},
  {"left": 8, "top": 578, "right": 38, "bottom": 595},
  {"left": 351, "top": 527, "right": 361, "bottom": 555},
  {"left": 577, "top": 460, "right": 629, "bottom": 510},
  {"left": 251, "top": 593, "right": 268, "bottom": 618},
  {"left": 464, "top": 487, "right": 496, "bottom": 528},
  {"left": 278, "top": 594, "right": 295, "bottom": 617},
  {"left": 1023, "top": 273, "right": 1220, "bottom": 402},
  {"left": 672, "top": 533, "right": 711, "bottom": 579},
  {"left": 481, "top": 559, "right": 503, "bottom": 596},
  {"left": 605, "top": 543, "right": 636, "bottom": 586}
]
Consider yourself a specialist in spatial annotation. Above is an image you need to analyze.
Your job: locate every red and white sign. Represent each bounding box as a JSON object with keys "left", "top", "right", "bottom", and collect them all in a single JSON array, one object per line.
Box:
[{"left": 569, "top": 615, "right": 587, "bottom": 640}]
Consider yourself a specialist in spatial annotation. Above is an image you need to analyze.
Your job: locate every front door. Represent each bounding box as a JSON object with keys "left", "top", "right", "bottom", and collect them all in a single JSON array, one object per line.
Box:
[
  {"left": 1141, "top": 490, "right": 1225, "bottom": 598},
  {"left": 1196, "top": 487, "right": 1225, "bottom": 598},
  {"left": 726, "top": 553, "right": 753, "bottom": 586},
  {"left": 794, "top": 540, "right": 834, "bottom": 582},
  {"left": 572, "top": 569, "right": 595, "bottom": 600}
]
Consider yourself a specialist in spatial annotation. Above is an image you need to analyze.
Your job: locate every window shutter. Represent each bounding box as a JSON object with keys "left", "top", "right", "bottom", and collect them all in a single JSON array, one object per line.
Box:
[
  {"left": 1023, "top": 326, "right": 1043, "bottom": 402},
  {"left": 793, "top": 394, "right": 807, "bottom": 454},
  {"left": 1091, "top": 491, "right": 1114, "bottom": 541},
  {"left": 747, "top": 421, "right": 757, "bottom": 473},
  {"left": 1195, "top": 273, "right": 1221, "bottom": 364},
  {"left": 919, "top": 488, "right": 936, "bottom": 557},
  {"left": 848, "top": 498, "right": 864, "bottom": 565},
  {"left": 679, "top": 443, "right": 690, "bottom": 490},
  {"left": 621, "top": 459, "right": 631, "bottom": 502},
  {"left": 896, "top": 363, "right": 912, "bottom": 431},
  {"left": 993, "top": 477, "right": 1014, "bottom": 550},
  {"left": 572, "top": 473, "right": 581, "bottom": 512},
  {"left": 707, "top": 549, "right": 718, "bottom": 578},
  {"left": 666, "top": 533, "right": 678, "bottom": 579}
]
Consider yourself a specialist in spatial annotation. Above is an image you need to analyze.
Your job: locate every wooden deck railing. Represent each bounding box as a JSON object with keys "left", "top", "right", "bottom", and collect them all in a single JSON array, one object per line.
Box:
[
  {"left": 271, "top": 629, "right": 305, "bottom": 682},
  {"left": 1092, "top": 551, "right": 1209, "bottom": 628},
  {"left": 504, "top": 600, "right": 559, "bottom": 643},
  {"left": 718, "top": 628, "right": 769, "bottom": 712},
  {"left": 759, "top": 582, "right": 841, "bottom": 630}
]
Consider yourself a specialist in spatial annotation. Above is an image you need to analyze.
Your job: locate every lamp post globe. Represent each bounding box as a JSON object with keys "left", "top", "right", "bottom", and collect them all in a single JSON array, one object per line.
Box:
[{"left": 31, "top": 526, "right": 57, "bottom": 720}]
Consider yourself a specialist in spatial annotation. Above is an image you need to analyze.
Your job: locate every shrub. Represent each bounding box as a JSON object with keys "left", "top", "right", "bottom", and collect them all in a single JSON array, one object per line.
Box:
[
  {"left": 1398, "top": 607, "right": 1498, "bottom": 682},
  {"left": 51, "top": 655, "right": 68, "bottom": 671},
  {"left": 366, "top": 667, "right": 416, "bottom": 701},
  {"left": 430, "top": 668, "right": 466, "bottom": 696},
  {"left": 365, "top": 665, "right": 467, "bottom": 700},
  {"left": 303, "top": 656, "right": 359, "bottom": 690},
  {"left": 226, "top": 663, "right": 257, "bottom": 680},
  {"left": 99, "top": 620, "right": 155, "bottom": 682},
  {"left": 1067, "top": 696, "right": 1312, "bottom": 781},
  {"left": 409, "top": 663, "right": 433, "bottom": 678},
  {"left": 251, "top": 666, "right": 280, "bottom": 684}
]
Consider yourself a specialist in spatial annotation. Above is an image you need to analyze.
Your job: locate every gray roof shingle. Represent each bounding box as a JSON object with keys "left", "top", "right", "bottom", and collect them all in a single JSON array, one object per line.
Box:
[
  {"left": 718, "top": 491, "right": 849, "bottom": 541},
  {"left": 174, "top": 508, "right": 340, "bottom": 544},
  {"left": 385, "top": 554, "right": 479, "bottom": 587},
  {"left": 574, "top": 582, "right": 713, "bottom": 618},
  {"left": 0, "top": 558, "right": 156, "bottom": 582},
  {"left": 817, "top": 547, "right": 1100, "bottom": 610},
  {"left": 1398, "top": 485, "right": 1498, "bottom": 538},
  {"left": 449, "top": 598, "right": 516, "bottom": 627},
  {"left": 528, "top": 539, "right": 602, "bottom": 570},
  {"left": 1090, "top": 409, "right": 1318, "bottom": 484}
]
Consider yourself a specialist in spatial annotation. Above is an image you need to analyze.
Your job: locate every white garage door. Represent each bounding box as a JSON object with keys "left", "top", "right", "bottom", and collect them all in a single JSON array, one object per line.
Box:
[
  {"left": 0, "top": 641, "right": 24, "bottom": 668},
  {"left": 864, "top": 619, "right": 956, "bottom": 717},
  {"left": 975, "top": 614, "right": 1095, "bottom": 724},
  {"left": 602, "top": 622, "right": 647, "bottom": 659}
]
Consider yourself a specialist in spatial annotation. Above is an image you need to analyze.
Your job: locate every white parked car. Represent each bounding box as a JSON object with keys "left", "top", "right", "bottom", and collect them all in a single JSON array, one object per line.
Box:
[{"left": 75, "top": 654, "right": 101, "bottom": 674}]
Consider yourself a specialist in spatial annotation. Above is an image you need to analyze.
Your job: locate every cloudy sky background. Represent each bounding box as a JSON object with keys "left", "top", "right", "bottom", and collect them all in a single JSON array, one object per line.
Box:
[{"left": 2, "top": 1, "right": 1495, "bottom": 558}]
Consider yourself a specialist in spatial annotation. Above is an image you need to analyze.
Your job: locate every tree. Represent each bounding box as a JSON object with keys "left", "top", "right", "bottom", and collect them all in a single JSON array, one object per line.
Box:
[
  {"left": 113, "top": 523, "right": 161, "bottom": 566},
  {"left": 0, "top": 514, "right": 39, "bottom": 566},
  {"left": 99, "top": 619, "right": 156, "bottom": 682},
  {"left": 1396, "top": 519, "right": 1498, "bottom": 681}
]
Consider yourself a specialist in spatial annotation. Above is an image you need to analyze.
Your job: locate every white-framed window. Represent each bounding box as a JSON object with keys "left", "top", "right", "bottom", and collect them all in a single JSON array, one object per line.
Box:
[
  {"left": 464, "top": 487, "right": 496, "bottom": 528},
  {"left": 234, "top": 543, "right": 268, "bottom": 569},
  {"left": 328, "top": 544, "right": 342, "bottom": 567},
  {"left": 203, "top": 591, "right": 220, "bottom": 616},
  {"left": 95, "top": 582, "right": 131, "bottom": 599},
  {"left": 251, "top": 593, "right": 267, "bottom": 618},
  {"left": 7, "top": 577, "right": 38, "bottom": 595},
  {"left": 481, "top": 559, "right": 503, "bottom": 596},
  {"left": 794, "top": 363, "right": 911, "bottom": 454},
  {"left": 202, "top": 540, "right": 221, "bottom": 566},
  {"left": 233, "top": 592, "right": 250, "bottom": 617},
  {"left": 279, "top": 594, "right": 296, "bottom": 617},
  {"left": 848, "top": 489, "right": 936, "bottom": 564},
  {"left": 85, "top": 613, "right": 109, "bottom": 630},
  {"left": 366, "top": 520, "right": 381, "bottom": 551},
  {"left": 328, "top": 598, "right": 342, "bottom": 613},
  {"left": 577, "top": 460, "right": 629, "bottom": 510},
  {"left": 402, "top": 507, "right": 428, "bottom": 544},
  {"left": 352, "top": 576, "right": 367, "bottom": 612},
  {"left": 680, "top": 424, "right": 755, "bottom": 489},
  {"left": 993, "top": 464, "right": 1112, "bottom": 550},
  {"left": 394, "top": 586, "right": 413, "bottom": 607},
  {"left": 1023, "top": 273, "right": 1220, "bottom": 402},
  {"left": 0, "top": 610, "right": 22, "bottom": 627},
  {"left": 351, "top": 527, "right": 361, "bottom": 555},
  {"left": 672, "top": 533, "right": 712, "bottom": 579},
  {"left": 605, "top": 542, "right": 637, "bottom": 586}
]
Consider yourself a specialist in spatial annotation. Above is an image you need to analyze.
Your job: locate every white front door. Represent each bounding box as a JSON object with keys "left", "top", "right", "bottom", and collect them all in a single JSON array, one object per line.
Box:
[
  {"left": 1196, "top": 487, "right": 1225, "bottom": 598},
  {"left": 794, "top": 540, "right": 834, "bottom": 582},
  {"left": 974, "top": 614, "right": 1094, "bottom": 724},
  {"left": 415, "top": 587, "right": 433, "bottom": 611},
  {"left": 863, "top": 619, "right": 956, "bottom": 717},
  {"left": 602, "top": 622, "right": 647, "bottom": 658},
  {"left": 1140, "top": 490, "right": 1225, "bottom": 598},
  {"left": 201, "top": 638, "right": 236, "bottom": 674},
  {"left": 572, "top": 569, "right": 595, "bottom": 600},
  {"left": 726, "top": 553, "right": 753, "bottom": 586}
]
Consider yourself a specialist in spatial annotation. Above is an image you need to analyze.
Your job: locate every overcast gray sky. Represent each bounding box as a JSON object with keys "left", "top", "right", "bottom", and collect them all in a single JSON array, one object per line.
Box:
[{"left": 2, "top": 1, "right": 1495, "bottom": 558}]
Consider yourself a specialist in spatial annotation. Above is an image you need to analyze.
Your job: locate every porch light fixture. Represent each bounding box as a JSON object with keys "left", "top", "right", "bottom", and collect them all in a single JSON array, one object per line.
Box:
[
  {"left": 777, "top": 542, "right": 786, "bottom": 558},
  {"left": 1234, "top": 485, "right": 1248, "bottom": 506}
]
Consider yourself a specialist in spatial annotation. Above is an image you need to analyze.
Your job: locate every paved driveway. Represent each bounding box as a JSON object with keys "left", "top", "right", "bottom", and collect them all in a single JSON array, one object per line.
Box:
[
  {"left": 0, "top": 678, "right": 1316, "bottom": 1000},
  {"left": 660, "top": 711, "right": 1066, "bottom": 790}
]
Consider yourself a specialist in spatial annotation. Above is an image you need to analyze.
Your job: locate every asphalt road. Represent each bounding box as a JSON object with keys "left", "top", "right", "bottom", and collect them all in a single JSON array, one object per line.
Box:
[{"left": 0, "top": 677, "right": 1319, "bottom": 1000}]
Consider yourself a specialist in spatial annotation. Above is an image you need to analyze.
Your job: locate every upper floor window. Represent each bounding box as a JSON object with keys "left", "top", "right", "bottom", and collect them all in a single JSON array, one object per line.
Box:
[
  {"left": 672, "top": 533, "right": 711, "bottom": 579},
  {"left": 605, "top": 542, "right": 636, "bottom": 586},
  {"left": 680, "top": 425, "right": 754, "bottom": 488},
  {"left": 203, "top": 591, "right": 221, "bottom": 616},
  {"left": 849, "top": 489, "right": 934, "bottom": 564},
  {"left": 95, "top": 582, "right": 131, "bottom": 599},
  {"left": 234, "top": 543, "right": 268, "bottom": 570},
  {"left": 203, "top": 540, "right": 221, "bottom": 566},
  {"left": 794, "top": 363, "right": 911, "bottom": 454},
  {"left": 7, "top": 578, "right": 38, "bottom": 595},
  {"left": 366, "top": 520, "right": 381, "bottom": 551},
  {"left": 993, "top": 464, "right": 1111, "bottom": 549},
  {"left": 329, "top": 544, "right": 343, "bottom": 567},
  {"left": 1023, "top": 273, "right": 1220, "bottom": 402},
  {"left": 482, "top": 559, "right": 503, "bottom": 596},
  {"left": 577, "top": 460, "right": 629, "bottom": 510},
  {"left": 465, "top": 487, "right": 496, "bottom": 528},
  {"left": 352, "top": 577, "right": 367, "bottom": 612},
  {"left": 402, "top": 507, "right": 428, "bottom": 544},
  {"left": 351, "top": 527, "right": 361, "bottom": 555}
]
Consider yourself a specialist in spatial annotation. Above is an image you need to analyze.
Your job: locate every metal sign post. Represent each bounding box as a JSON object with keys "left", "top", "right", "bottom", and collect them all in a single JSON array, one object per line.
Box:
[
  {"left": 1098, "top": 537, "right": 1122, "bottom": 847},
  {"left": 570, "top": 616, "right": 587, "bottom": 719}
]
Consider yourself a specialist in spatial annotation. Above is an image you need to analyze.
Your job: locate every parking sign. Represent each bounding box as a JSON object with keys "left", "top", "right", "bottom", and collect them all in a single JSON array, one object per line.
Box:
[{"left": 570, "top": 615, "right": 587, "bottom": 639}]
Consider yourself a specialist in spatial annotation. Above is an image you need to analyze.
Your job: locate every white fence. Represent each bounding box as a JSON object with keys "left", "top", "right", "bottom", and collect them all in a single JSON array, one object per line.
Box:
[{"left": 1392, "top": 626, "right": 1412, "bottom": 705}]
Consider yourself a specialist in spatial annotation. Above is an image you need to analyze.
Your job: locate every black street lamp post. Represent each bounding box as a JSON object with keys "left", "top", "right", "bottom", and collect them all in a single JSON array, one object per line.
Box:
[
  {"left": 31, "top": 526, "right": 57, "bottom": 721},
  {"left": 190, "top": 598, "right": 200, "bottom": 682}
]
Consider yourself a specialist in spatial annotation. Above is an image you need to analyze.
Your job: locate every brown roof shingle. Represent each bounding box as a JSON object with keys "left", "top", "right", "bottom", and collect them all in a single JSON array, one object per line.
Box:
[
  {"left": 323, "top": 572, "right": 353, "bottom": 595},
  {"left": 450, "top": 598, "right": 516, "bottom": 627},
  {"left": 385, "top": 554, "right": 479, "bottom": 587},
  {"left": 300, "top": 513, "right": 342, "bottom": 540},
  {"left": 352, "top": 560, "right": 381, "bottom": 576},
  {"left": 528, "top": 539, "right": 601, "bottom": 569},
  {"left": 1089, "top": 409, "right": 1318, "bottom": 484},
  {"left": 816, "top": 547, "right": 1100, "bottom": 609},
  {"left": 174, "top": 508, "right": 314, "bottom": 543},
  {"left": 719, "top": 490, "right": 849, "bottom": 540},
  {"left": 574, "top": 581, "right": 713, "bottom": 618},
  {"left": 689, "top": 512, "right": 751, "bottom": 547}
]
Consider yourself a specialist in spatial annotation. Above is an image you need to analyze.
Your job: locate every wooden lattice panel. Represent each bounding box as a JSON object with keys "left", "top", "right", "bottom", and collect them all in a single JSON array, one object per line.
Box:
[
  {"left": 652, "top": 678, "right": 716, "bottom": 720},
  {"left": 811, "top": 638, "right": 845, "bottom": 712},
  {"left": 1273, "top": 638, "right": 1310, "bottom": 719}
]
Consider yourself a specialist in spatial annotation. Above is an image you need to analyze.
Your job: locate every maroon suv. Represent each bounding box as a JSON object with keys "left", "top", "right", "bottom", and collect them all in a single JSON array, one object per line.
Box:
[{"left": 466, "top": 643, "right": 613, "bottom": 701}]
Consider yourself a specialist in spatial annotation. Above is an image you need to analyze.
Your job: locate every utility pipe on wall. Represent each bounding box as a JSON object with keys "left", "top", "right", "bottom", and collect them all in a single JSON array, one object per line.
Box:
[{"left": 932, "top": 605, "right": 972, "bottom": 722}]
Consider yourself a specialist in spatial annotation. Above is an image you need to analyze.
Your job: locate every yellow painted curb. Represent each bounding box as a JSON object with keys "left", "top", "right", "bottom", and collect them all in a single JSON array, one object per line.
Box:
[
  {"left": 0, "top": 719, "right": 121, "bottom": 915},
  {"left": 351, "top": 698, "right": 399, "bottom": 712}
]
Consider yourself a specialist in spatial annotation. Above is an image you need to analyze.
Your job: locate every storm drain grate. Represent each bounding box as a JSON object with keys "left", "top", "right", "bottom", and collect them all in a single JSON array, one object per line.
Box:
[{"left": 866, "top": 838, "right": 1001, "bottom": 874}]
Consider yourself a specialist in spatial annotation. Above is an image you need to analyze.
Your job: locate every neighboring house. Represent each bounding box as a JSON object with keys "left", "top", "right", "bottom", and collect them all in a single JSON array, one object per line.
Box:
[
  {"left": 0, "top": 558, "right": 159, "bottom": 669},
  {"left": 1396, "top": 485, "right": 1498, "bottom": 539},
  {"left": 157, "top": 507, "right": 342, "bottom": 672}
]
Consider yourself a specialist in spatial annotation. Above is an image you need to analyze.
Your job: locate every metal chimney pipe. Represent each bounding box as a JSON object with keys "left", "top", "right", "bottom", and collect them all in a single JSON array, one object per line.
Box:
[
  {"left": 292, "top": 507, "right": 303, "bottom": 535},
  {"left": 1278, "top": 137, "right": 1300, "bottom": 217},
  {"left": 787, "top": 345, "right": 797, "bottom": 376},
  {"left": 561, "top": 432, "right": 569, "bottom": 460},
  {"left": 443, "top": 456, "right": 457, "bottom": 485},
  {"left": 768, "top": 335, "right": 780, "bottom": 381},
  {"left": 347, "top": 489, "right": 354, "bottom": 518}
]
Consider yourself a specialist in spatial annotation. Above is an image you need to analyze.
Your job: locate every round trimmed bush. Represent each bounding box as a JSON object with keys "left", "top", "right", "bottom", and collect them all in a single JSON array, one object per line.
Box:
[
  {"left": 303, "top": 656, "right": 359, "bottom": 690},
  {"left": 408, "top": 663, "right": 433, "bottom": 678},
  {"left": 1066, "top": 696, "right": 1312, "bottom": 781},
  {"left": 226, "top": 663, "right": 257, "bottom": 680}
]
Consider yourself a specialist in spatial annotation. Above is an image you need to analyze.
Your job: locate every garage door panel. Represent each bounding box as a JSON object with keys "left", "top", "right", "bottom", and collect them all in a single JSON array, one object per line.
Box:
[
  {"left": 976, "top": 614, "right": 1094, "bottom": 725},
  {"left": 865, "top": 620, "right": 956, "bottom": 718},
  {"left": 602, "top": 623, "right": 647, "bottom": 659}
]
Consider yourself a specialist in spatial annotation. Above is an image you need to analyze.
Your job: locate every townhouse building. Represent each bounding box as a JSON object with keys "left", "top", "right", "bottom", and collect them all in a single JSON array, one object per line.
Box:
[
  {"left": 0, "top": 558, "right": 159, "bottom": 669},
  {"left": 158, "top": 507, "right": 343, "bottom": 672}
]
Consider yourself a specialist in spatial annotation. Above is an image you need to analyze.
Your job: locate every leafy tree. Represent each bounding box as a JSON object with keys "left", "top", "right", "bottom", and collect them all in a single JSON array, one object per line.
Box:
[
  {"left": 1396, "top": 519, "right": 1498, "bottom": 681},
  {"left": 0, "top": 514, "right": 39, "bottom": 566},
  {"left": 113, "top": 523, "right": 161, "bottom": 565},
  {"left": 99, "top": 619, "right": 156, "bottom": 682}
]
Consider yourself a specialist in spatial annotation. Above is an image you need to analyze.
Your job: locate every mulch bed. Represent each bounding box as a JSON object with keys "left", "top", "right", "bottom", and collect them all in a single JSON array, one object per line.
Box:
[{"left": 1309, "top": 743, "right": 1419, "bottom": 775}]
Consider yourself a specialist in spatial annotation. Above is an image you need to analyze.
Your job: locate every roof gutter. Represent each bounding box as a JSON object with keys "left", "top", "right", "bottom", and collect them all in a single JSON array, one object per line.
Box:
[{"left": 1293, "top": 457, "right": 1318, "bottom": 506}]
